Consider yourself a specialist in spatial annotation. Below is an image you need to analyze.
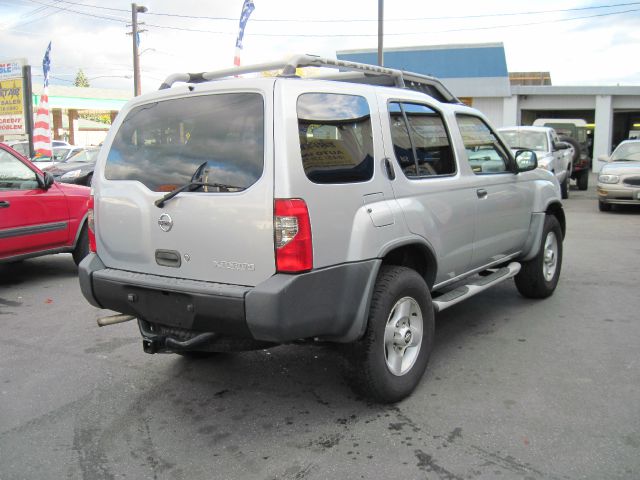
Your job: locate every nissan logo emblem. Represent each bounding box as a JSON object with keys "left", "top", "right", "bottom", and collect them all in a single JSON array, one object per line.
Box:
[{"left": 158, "top": 213, "right": 173, "bottom": 232}]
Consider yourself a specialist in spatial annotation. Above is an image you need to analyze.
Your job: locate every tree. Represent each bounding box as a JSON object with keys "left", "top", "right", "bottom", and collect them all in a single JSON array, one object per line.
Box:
[{"left": 74, "top": 69, "right": 90, "bottom": 87}]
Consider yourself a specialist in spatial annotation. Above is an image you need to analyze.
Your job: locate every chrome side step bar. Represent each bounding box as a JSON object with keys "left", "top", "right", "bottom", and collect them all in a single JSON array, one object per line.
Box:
[{"left": 432, "top": 262, "right": 521, "bottom": 313}]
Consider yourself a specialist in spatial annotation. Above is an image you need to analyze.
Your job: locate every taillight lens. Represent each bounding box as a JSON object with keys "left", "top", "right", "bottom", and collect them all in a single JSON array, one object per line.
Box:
[
  {"left": 88, "top": 193, "right": 96, "bottom": 253},
  {"left": 274, "top": 199, "right": 312, "bottom": 273}
]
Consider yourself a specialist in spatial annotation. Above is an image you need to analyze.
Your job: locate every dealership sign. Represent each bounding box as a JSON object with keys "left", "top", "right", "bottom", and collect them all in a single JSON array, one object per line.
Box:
[{"left": 0, "top": 59, "right": 26, "bottom": 135}]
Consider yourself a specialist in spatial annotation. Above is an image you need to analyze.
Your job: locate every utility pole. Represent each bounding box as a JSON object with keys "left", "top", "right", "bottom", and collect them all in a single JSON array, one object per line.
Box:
[
  {"left": 22, "top": 65, "right": 35, "bottom": 159},
  {"left": 377, "top": 0, "right": 384, "bottom": 66},
  {"left": 129, "top": 3, "right": 147, "bottom": 96}
]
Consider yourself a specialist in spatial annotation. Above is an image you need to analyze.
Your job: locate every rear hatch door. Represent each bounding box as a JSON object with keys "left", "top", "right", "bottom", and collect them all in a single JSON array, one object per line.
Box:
[{"left": 95, "top": 89, "right": 275, "bottom": 287}]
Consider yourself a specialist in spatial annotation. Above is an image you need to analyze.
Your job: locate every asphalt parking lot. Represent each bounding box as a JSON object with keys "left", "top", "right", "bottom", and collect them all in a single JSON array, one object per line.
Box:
[{"left": 1, "top": 177, "right": 639, "bottom": 480}]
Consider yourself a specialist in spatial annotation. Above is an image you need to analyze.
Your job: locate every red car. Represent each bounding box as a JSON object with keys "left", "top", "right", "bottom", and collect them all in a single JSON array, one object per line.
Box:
[{"left": 0, "top": 143, "right": 90, "bottom": 265}]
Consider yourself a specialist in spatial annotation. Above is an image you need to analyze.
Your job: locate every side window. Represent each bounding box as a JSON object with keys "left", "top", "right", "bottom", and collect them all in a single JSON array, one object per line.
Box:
[
  {"left": 0, "top": 149, "right": 38, "bottom": 191},
  {"left": 389, "top": 102, "right": 455, "bottom": 179},
  {"left": 297, "top": 93, "right": 374, "bottom": 184},
  {"left": 457, "top": 115, "right": 512, "bottom": 174}
]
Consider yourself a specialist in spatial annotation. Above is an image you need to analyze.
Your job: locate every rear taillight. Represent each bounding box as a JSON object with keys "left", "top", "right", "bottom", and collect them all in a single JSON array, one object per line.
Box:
[
  {"left": 274, "top": 199, "right": 312, "bottom": 273},
  {"left": 88, "top": 193, "right": 96, "bottom": 253}
]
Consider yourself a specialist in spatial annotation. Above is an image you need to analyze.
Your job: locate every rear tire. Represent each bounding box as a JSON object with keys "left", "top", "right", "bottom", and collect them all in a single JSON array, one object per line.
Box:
[
  {"left": 598, "top": 201, "right": 612, "bottom": 212},
  {"left": 559, "top": 135, "right": 580, "bottom": 164},
  {"left": 577, "top": 170, "right": 589, "bottom": 191},
  {"left": 345, "top": 265, "right": 434, "bottom": 403},
  {"left": 72, "top": 224, "right": 90, "bottom": 266},
  {"left": 515, "top": 215, "right": 562, "bottom": 299}
]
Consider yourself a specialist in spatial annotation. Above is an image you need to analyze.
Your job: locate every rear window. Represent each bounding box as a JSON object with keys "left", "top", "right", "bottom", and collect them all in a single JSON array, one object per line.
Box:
[
  {"left": 297, "top": 93, "right": 373, "bottom": 184},
  {"left": 389, "top": 102, "right": 456, "bottom": 178},
  {"left": 105, "top": 93, "right": 264, "bottom": 192}
]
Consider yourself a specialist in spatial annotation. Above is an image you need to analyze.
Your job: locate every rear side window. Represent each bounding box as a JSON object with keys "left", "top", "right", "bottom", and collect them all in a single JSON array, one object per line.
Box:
[
  {"left": 105, "top": 93, "right": 264, "bottom": 192},
  {"left": 297, "top": 93, "right": 373, "bottom": 184},
  {"left": 389, "top": 102, "right": 456, "bottom": 178}
]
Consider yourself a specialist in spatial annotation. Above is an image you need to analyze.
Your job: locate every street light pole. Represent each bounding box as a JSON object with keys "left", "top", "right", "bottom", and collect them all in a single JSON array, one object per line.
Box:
[{"left": 131, "top": 3, "right": 147, "bottom": 96}]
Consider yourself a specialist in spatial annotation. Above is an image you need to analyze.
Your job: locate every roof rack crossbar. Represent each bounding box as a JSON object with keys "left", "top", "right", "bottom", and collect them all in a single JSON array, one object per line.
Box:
[{"left": 158, "top": 54, "right": 458, "bottom": 103}]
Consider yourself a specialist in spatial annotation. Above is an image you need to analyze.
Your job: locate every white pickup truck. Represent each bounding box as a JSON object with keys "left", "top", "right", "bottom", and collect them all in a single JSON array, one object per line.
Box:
[{"left": 499, "top": 126, "right": 573, "bottom": 199}]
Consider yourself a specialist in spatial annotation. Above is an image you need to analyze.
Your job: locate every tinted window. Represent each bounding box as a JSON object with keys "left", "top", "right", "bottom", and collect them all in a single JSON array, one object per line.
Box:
[
  {"left": 389, "top": 102, "right": 455, "bottom": 178},
  {"left": 457, "top": 115, "right": 511, "bottom": 174},
  {"left": 297, "top": 93, "right": 373, "bottom": 184},
  {"left": 0, "top": 149, "right": 38, "bottom": 190},
  {"left": 105, "top": 93, "right": 264, "bottom": 192}
]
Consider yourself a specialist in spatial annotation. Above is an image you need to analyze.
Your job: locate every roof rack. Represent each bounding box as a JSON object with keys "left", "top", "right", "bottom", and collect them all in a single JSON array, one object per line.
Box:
[{"left": 158, "top": 54, "right": 460, "bottom": 104}]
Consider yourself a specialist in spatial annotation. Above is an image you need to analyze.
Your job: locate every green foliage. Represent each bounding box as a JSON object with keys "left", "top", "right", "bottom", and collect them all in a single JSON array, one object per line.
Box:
[
  {"left": 74, "top": 69, "right": 90, "bottom": 88},
  {"left": 79, "top": 112, "right": 111, "bottom": 124}
]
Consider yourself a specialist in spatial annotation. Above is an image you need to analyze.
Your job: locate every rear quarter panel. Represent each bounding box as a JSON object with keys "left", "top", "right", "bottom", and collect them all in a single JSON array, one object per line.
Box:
[
  {"left": 55, "top": 182, "right": 90, "bottom": 243},
  {"left": 273, "top": 79, "right": 408, "bottom": 269}
]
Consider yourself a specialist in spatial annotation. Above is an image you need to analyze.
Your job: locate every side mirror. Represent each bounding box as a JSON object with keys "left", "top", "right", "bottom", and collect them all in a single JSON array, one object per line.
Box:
[
  {"left": 597, "top": 154, "right": 609, "bottom": 162},
  {"left": 37, "top": 171, "right": 55, "bottom": 190},
  {"left": 554, "top": 141, "right": 569, "bottom": 151},
  {"left": 515, "top": 149, "right": 538, "bottom": 172}
]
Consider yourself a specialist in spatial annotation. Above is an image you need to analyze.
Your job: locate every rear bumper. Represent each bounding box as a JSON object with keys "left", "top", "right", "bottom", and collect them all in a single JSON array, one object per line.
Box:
[
  {"left": 571, "top": 157, "right": 591, "bottom": 174},
  {"left": 79, "top": 254, "right": 379, "bottom": 344}
]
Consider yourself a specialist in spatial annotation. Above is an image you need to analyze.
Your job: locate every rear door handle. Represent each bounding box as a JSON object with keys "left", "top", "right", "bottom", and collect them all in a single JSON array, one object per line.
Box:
[
  {"left": 0, "top": 200, "right": 9, "bottom": 208},
  {"left": 476, "top": 189, "right": 488, "bottom": 199}
]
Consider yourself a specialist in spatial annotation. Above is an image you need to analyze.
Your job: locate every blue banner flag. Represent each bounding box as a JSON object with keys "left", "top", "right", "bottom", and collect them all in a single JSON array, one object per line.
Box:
[{"left": 234, "top": 0, "right": 255, "bottom": 67}]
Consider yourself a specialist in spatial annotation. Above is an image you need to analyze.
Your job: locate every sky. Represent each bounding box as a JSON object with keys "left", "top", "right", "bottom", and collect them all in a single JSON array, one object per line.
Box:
[{"left": 0, "top": 0, "right": 639, "bottom": 94}]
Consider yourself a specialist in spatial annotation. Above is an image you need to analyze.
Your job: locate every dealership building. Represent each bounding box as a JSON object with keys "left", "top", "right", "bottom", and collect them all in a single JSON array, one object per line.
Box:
[{"left": 338, "top": 43, "right": 640, "bottom": 172}]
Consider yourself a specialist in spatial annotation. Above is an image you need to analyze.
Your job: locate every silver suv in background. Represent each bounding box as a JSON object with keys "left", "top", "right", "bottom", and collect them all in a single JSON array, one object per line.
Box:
[
  {"left": 79, "top": 56, "right": 565, "bottom": 403},
  {"left": 498, "top": 126, "right": 573, "bottom": 199}
]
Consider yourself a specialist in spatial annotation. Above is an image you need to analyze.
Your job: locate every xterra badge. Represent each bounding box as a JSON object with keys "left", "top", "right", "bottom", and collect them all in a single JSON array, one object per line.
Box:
[{"left": 158, "top": 213, "right": 173, "bottom": 232}]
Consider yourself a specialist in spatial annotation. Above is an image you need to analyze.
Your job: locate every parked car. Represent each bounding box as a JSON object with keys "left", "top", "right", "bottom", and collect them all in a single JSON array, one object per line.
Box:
[
  {"left": 0, "top": 143, "right": 91, "bottom": 265},
  {"left": 79, "top": 55, "right": 565, "bottom": 403},
  {"left": 2, "top": 139, "right": 70, "bottom": 159},
  {"left": 597, "top": 139, "right": 640, "bottom": 211},
  {"left": 30, "top": 145, "right": 84, "bottom": 170},
  {"left": 44, "top": 147, "right": 99, "bottom": 186},
  {"left": 532, "top": 118, "right": 591, "bottom": 190},
  {"left": 498, "top": 126, "right": 572, "bottom": 198}
]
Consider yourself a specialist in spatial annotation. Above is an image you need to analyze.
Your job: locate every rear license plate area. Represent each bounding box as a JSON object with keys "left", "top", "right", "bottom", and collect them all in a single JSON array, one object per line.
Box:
[{"left": 137, "top": 288, "right": 194, "bottom": 329}]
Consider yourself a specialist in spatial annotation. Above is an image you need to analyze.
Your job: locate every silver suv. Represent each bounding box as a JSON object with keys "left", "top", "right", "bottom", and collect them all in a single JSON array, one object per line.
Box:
[{"left": 79, "top": 56, "right": 565, "bottom": 403}]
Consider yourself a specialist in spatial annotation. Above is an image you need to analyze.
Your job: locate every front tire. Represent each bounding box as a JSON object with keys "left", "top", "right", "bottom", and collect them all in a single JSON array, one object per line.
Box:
[
  {"left": 345, "top": 266, "right": 434, "bottom": 403},
  {"left": 598, "top": 200, "right": 612, "bottom": 212},
  {"left": 515, "top": 215, "right": 563, "bottom": 298}
]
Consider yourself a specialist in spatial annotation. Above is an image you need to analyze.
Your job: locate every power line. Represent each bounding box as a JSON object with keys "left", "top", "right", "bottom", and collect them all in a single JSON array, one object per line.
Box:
[
  {"left": 22, "top": 0, "right": 128, "bottom": 24},
  {"left": 3, "top": 0, "right": 63, "bottom": 30},
  {"left": 33, "top": 0, "right": 640, "bottom": 23},
  {"left": 143, "top": 8, "right": 640, "bottom": 37},
  {"left": 14, "top": 0, "right": 640, "bottom": 37}
]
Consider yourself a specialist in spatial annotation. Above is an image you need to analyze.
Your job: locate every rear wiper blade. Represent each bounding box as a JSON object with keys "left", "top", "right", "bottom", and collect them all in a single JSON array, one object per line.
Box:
[{"left": 154, "top": 181, "right": 243, "bottom": 208}]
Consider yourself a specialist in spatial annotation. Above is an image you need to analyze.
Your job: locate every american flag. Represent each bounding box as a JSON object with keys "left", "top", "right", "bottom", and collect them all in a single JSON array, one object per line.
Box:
[
  {"left": 33, "top": 42, "right": 52, "bottom": 158},
  {"left": 233, "top": 0, "right": 255, "bottom": 67}
]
